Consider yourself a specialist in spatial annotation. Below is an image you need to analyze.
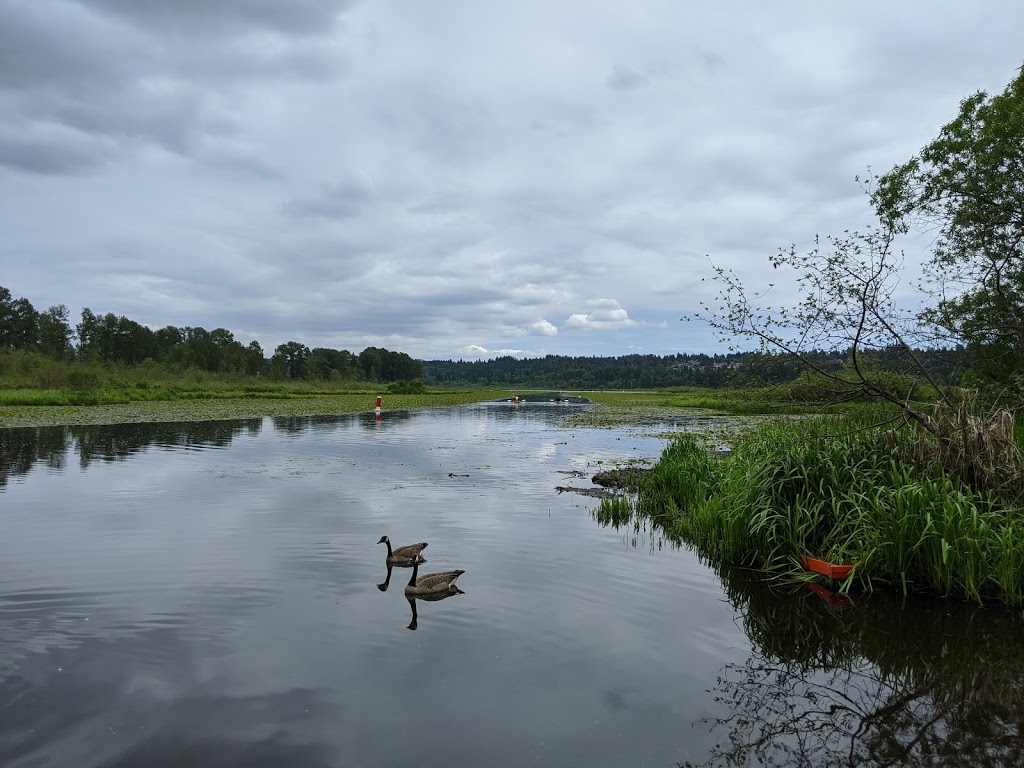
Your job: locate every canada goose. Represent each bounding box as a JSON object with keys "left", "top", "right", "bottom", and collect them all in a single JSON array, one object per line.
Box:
[
  {"left": 377, "top": 536, "right": 428, "bottom": 565},
  {"left": 405, "top": 557, "right": 465, "bottom": 596}
]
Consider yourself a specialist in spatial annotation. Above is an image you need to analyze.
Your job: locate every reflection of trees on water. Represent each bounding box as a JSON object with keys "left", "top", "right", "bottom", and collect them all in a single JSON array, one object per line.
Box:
[
  {"left": 270, "top": 411, "right": 417, "bottom": 434},
  {"left": 0, "top": 426, "right": 72, "bottom": 488},
  {"left": 0, "top": 409, "right": 425, "bottom": 487},
  {"left": 0, "top": 420, "right": 263, "bottom": 488},
  {"left": 685, "top": 565, "right": 1024, "bottom": 767},
  {"left": 594, "top": 501, "right": 1024, "bottom": 766}
]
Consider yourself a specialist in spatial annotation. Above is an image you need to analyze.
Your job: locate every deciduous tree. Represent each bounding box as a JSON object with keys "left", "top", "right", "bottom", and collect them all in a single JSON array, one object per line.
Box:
[{"left": 874, "top": 66, "right": 1024, "bottom": 401}]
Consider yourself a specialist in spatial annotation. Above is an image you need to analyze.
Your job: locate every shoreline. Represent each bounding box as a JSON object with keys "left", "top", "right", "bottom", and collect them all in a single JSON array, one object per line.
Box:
[{"left": 0, "top": 391, "right": 505, "bottom": 429}]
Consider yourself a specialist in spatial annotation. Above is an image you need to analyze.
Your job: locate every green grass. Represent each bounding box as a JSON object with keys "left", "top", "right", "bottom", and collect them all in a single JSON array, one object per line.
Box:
[
  {"left": 0, "top": 385, "right": 387, "bottom": 407},
  {"left": 608, "top": 409, "right": 1024, "bottom": 605},
  {"left": 582, "top": 387, "right": 872, "bottom": 416},
  {"left": 0, "top": 351, "right": 506, "bottom": 422}
]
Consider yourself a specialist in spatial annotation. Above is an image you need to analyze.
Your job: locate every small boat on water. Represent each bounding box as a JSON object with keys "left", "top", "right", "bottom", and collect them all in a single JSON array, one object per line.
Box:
[{"left": 800, "top": 554, "right": 860, "bottom": 580}]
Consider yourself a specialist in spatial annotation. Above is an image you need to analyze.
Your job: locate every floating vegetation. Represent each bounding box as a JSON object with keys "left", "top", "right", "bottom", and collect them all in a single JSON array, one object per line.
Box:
[{"left": 0, "top": 391, "right": 505, "bottom": 428}]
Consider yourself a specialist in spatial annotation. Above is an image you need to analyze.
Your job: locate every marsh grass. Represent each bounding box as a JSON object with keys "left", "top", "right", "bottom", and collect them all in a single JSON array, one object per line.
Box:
[
  {"left": 610, "top": 409, "right": 1024, "bottom": 605},
  {"left": 0, "top": 386, "right": 324, "bottom": 406},
  {"left": 0, "top": 350, "right": 470, "bottom": 407},
  {"left": 889, "top": 400, "right": 1024, "bottom": 504}
]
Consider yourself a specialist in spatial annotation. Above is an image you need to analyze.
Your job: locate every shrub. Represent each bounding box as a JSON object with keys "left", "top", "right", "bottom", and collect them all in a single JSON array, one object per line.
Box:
[
  {"left": 67, "top": 364, "right": 104, "bottom": 391},
  {"left": 387, "top": 378, "right": 427, "bottom": 395}
]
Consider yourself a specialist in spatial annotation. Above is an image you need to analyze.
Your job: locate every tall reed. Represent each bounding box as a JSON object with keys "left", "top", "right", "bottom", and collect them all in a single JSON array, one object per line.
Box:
[{"left": 632, "top": 410, "right": 1024, "bottom": 605}]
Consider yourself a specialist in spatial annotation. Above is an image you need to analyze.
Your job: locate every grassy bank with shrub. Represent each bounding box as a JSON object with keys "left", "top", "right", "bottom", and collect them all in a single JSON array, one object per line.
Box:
[
  {"left": 586, "top": 383, "right": 916, "bottom": 416},
  {"left": 614, "top": 409, "right": 1024, "bottom": 605},
  {"left": 583, "top": 388, "right": 822, "bottom": 416},
  {"left": 0, "top": 348, "right": 388, "bottom": 405},
  {"left": 0, "top": 349, "right": 497, "bottom": 419}
]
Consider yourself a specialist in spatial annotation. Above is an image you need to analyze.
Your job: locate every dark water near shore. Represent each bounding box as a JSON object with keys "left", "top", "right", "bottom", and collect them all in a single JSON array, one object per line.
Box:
[{"left": 1, "top": 403, "right": 1022, "bottom": 767}]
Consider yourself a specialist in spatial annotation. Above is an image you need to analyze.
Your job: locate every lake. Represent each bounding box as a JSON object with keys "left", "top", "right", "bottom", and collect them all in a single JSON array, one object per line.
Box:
[{"left": 1, "top": 402, "right": 1022, "bottom": 767}]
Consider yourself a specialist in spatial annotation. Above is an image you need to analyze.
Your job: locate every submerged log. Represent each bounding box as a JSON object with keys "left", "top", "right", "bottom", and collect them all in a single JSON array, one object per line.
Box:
[{"left": 555, "top": 485, "right": 617, "bottom": 498}]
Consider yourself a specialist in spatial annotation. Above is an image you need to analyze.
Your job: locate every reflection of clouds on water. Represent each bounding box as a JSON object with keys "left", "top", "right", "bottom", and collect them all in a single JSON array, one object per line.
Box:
[
  {"left": 594, "top": 483, "right": 1024, "bottom": 767},
  {"left": 1, "top": 642, "right": 333, "bottom": 768},
  {"left": 2, "top": 405, "right": 734, "bottom": 766},
  {"left": 6, "top": 405, "right": 1020, "bottom": 765}
]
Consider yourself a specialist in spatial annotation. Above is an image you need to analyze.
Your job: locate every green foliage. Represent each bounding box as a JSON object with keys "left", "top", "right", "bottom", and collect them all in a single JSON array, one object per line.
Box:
[
  {"left": 359, "top": 346, "right": 422, "bottom": 383},
  {"left": 422, "top": 350, "right": 875, "bottom": 389},
  {"left": 1, "top": 283, "right": 422, "bottom": 389},
  {"left": 616, "top": 411, "right": 1024, "bottom": 605},
  {"left": 387, "top": 378, "right": 427, "bottom": 394},
  {"left": 875, "top": 67, "right": 1024, "bottom": 402},
  {"left": 66, "top": 363, "right": 104, "bottom": 391},
  {"left": 770, "top": 365, "right": 937, "bottom": 405},
  {"left": 270, "top": 340, "right": 310, "bottom": 379}
]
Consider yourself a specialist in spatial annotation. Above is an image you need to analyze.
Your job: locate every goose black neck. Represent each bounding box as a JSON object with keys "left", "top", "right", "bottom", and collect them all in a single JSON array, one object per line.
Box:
[
  {"left": 383, "top": 539, "right": 393, "bottom": 557},
  {"left": 408, "top": 559, "right": 419, "bottom": 586}
]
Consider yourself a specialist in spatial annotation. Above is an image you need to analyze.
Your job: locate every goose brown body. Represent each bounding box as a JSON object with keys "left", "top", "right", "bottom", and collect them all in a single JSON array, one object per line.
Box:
[
  {"left": 405, "top": 557, "right": 465, "bottom": 596},
  {"left": 378, "top": 536, "right": 428, "bottom": 564}
]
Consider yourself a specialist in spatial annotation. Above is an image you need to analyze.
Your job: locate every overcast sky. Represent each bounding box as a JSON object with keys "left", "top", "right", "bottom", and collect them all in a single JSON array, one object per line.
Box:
[{"left": 2, "top": 1, "right": 1021, "bottom": 360}]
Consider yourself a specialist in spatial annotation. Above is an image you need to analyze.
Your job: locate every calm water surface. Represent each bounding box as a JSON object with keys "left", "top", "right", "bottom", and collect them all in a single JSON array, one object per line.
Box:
[{"left": 1, "top": 403, "right": 1022, "bottom": 767}]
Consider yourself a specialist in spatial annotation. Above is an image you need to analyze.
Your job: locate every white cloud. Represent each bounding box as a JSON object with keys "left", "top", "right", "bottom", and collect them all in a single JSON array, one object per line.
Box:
[
  {"left": 528, "top": 319, "right": 558, "bottom": 336},
  {"left": 564, "top": 299, "right": 639, "bottom": 331},
  {"left": 1, "top": 0, "right": 1022, "bottom": 359},
  {"left": 459, "top": 344, "right": 531, "bottom": 359}
]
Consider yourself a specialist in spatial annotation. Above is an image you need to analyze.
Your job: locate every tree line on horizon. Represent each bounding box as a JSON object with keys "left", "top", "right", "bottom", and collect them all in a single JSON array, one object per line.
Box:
[
  {"left": 0, "top": 284, "right": 976, "bottom": 391},
  {"left": 422, "top": 348, "right": 964, "bottom": 390},
  {"left": 0, "top": 286, "right": 420, "bottom": 384}
]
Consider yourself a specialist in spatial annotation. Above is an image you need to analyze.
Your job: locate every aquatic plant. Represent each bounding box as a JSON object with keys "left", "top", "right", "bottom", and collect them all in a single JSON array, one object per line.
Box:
[
  {"left": 610, "top": 409, "right": 1024, "bottom": 605},
  {"left": 0, "top": 390, "right": 506, "bottom": 428}
]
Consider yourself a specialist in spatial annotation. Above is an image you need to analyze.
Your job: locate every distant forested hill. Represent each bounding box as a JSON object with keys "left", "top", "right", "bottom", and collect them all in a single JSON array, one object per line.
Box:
[{"left": 420, "top": 350, "right": 964, "bottom": 390}]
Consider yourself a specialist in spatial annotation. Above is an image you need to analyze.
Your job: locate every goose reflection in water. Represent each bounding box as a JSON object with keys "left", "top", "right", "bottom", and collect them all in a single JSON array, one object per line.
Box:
[
  {"left": 376, "top": 556, "right": 427, "bottom": 592},
  {"left": 377, "top": 563, "right": 393, "bottom": 592},
  {"left": 406, "top": 588, "right": 465, "bottom": 630}
]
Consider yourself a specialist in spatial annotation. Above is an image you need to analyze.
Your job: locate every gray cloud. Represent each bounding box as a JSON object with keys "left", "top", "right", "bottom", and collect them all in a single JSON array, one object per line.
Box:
[
  {"left": 0, "top": 0, "right": 350, "bottom": 176},
  {"left": 0, "top": 2, "right": 129, "bottom": 91},
  {"left": 0, "top": 127, "right": 115, "bottom": 174},
  {"left": 1, "top": 0, "right": 1022, "bottom": 359},
  {"left": 81, "top": 0, "right": 352, "bottom": 38},
  {"left": 283, "top": 178, "right": 377, "bottom": 219},
  {"left": 607, "top": 64, "right": 648, "bottom": 92}
]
